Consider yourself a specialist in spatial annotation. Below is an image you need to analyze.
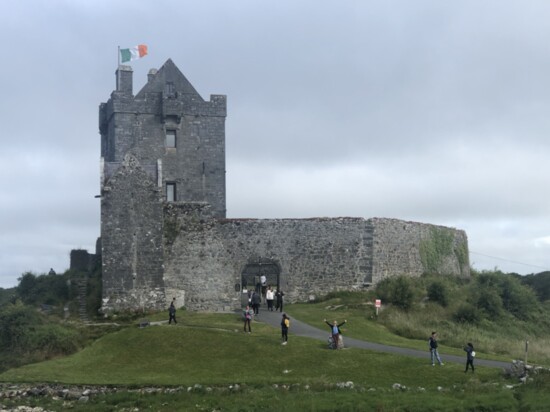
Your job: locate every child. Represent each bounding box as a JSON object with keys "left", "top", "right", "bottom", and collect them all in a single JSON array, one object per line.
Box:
[
  {"left": 281, "top": 313, "right": 290, "bottom": 345},
  {"left": 464, "top": 342, "right": 475, "bottom": 373},
  {"left": 243, "top": 305, "right": 253, "bottom": 333}
]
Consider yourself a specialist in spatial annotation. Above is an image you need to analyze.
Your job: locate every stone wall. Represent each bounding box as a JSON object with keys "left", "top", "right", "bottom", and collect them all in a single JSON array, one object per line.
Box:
[
  {"left": 100, "top": 155, "right": 166, "bottom": 312},
  {"left": 162, "top": 204, "right": 469, "bottom": 311}
]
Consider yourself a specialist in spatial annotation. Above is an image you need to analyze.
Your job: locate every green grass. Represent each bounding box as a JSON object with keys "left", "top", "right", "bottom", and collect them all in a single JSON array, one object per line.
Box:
[
  {"left": 0, "top": 317, "right": 497, "bottom": 387},
  {"left": 2, "top": 305, "right": 550, "bottom": 411},
  {"left": 286, "top": 294, "right": 547, "bottom": 365}
]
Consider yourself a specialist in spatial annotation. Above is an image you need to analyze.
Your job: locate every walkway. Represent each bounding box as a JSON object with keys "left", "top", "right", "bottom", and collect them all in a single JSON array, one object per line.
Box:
[{"left": 254, "top": 309, "right": 511, "bottom": 369}]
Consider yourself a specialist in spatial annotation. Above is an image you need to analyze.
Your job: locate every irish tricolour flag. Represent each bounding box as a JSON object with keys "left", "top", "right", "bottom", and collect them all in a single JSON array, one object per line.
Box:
[{"left": 120, "top": 45, "right": 148, "bottom": 63}]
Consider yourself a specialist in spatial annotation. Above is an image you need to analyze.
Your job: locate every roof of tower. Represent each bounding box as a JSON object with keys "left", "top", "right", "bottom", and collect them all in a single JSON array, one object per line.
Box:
[{"left": 136, "top": 58, "right": 203, "bottom": 100}]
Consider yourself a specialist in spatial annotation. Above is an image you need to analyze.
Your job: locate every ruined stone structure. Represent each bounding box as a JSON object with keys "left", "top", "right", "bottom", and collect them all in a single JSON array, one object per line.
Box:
[{"left": 98, "top": 59, "right": 470, "bottom": 313}]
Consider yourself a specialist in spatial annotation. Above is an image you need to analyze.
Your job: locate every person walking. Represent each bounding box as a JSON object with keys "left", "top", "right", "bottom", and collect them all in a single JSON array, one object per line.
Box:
[
  {"left": 266, "top": 286, "right": 275, "bottom": 311},
  {"left": 464, "top": 342, "right": 475, "bottom": 373},
  {"left": 281, "top": 313, "right": 290, "bottom": 345},
  {"left": 251, "top": 291, "right": 261, "bottom": 315},
  {"left": 275, "top": 289, "right": 284, "bottom": 312},
  {"left": 260, "top": 274, "right": 267, "bottom": 297},
  {"left": 429, "top": 331, "right": 444, "bottom": 366},
  {"left": 168, "top": 299, "right": 177, "bottom": 324},
  {"left": 243, "top": 305, "right": 253, "bottom": 333},
  {"left": 324, "top": 318, "right": 347, "bottom": 349}
]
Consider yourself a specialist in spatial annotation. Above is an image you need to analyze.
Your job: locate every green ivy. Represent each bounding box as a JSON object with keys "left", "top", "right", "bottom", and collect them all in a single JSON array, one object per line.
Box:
[{"left": 419, "top": 227, "right": 455, "bottom": 274}]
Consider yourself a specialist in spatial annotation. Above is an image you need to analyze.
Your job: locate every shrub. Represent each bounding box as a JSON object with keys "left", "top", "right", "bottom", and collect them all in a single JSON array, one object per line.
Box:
[
  {"left": 0, "top": 303, "right": 81, "bottom": 370},
  {"left": 475, "top": 289, "right": 504, "bottom": 320},
  {"left": 376, "top": 276, "right": 416, "bottom": 311},
  {"left": 453, "top": 303, "right": 479, "bottom": 324},
  {"left": 427, "top": 281, "right": 448, "bottom": 307}
]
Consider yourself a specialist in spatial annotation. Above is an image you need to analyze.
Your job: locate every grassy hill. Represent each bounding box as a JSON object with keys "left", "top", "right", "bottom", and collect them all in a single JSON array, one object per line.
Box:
[
  {"left": 1, "top": 310, "right": 550, "bottom": 411},
  {"left": 2, "top": 269, "right": 550, "bottom": 410}
]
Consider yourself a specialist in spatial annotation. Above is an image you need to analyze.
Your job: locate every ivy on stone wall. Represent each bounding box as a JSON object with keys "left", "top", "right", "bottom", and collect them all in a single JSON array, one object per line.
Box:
[
  {"left": 454, "top": 242, "right": 468, "bottom": 274},
  {"left": 419, "top": 226, "right": 455, "bottom": 274}
]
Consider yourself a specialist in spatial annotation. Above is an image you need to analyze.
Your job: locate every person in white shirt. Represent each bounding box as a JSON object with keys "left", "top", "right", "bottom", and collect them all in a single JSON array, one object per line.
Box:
[{"left": 266, "top": 286, "right": 275, "bottom": 311}]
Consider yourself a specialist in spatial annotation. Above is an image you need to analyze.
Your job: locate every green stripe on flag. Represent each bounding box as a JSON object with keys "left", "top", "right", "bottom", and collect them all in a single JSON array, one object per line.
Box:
[{"left": 120, "top": 49, "right": 131, "bottom": 63}]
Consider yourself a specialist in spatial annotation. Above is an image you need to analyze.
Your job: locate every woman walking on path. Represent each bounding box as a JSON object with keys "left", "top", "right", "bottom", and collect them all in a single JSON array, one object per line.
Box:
[
  {"left": 464, "top": 343, "right": 475, "bottom": 373},
  {"left": 281, "top": 313, "right": 290, "bottom": 345},
  {"left": 324, "top": 318, "right": 347, "bottom": 349}
]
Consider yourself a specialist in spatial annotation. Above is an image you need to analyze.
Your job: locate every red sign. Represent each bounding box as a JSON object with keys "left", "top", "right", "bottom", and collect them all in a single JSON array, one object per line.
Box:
[{"left": 375, "top": 299, "right": 381, "bottom": 308}]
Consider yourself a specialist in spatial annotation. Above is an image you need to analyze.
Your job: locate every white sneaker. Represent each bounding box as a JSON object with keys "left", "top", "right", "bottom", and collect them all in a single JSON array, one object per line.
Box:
[{"left": 282, "top": 341, "right": 287, "bottom": 345}]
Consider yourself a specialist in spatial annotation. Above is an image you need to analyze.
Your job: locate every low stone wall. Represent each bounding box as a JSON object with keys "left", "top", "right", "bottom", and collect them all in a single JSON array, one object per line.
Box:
[{"left": 162, "top": 204, "right": 469, "bottom": 311}]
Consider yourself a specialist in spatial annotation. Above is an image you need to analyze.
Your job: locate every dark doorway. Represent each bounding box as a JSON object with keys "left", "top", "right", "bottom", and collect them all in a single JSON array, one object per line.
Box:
[{"left": 241, "top": 258, "right": 280, "bottom": 307}]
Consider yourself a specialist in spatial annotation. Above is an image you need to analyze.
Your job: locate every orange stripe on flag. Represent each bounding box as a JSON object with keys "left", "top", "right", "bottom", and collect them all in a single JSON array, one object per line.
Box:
[{"left": 138, "top": 44, "right": 148, "bottom": 58}]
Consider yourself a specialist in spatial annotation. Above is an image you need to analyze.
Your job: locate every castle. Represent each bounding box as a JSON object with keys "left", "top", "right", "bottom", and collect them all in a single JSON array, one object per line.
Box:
[{"left": 97, "top": 59, "right": 470, "bottom": 313}]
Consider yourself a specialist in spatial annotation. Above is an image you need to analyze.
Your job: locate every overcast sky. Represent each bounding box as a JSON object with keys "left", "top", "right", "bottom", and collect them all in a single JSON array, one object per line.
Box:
[{"left": 1, "top": 0, "right": 549, "bottom": 288}]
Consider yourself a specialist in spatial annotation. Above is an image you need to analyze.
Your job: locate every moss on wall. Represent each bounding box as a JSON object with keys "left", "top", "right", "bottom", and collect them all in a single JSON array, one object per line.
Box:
[{"left": 419, "top": 226, "right": 455, "bottom": 274}]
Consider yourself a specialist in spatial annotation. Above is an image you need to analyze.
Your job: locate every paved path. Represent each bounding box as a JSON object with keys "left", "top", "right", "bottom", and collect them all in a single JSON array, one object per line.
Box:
[{"left": 253, "top": 309, "right": 511, "bottom": 370}]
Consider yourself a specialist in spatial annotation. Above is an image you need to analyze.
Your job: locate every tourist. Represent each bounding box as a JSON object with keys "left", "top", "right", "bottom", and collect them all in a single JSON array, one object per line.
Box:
[
  {"left": 324, "top": 318, "right": 347, "bottom": 349},
  {"left": 275, "top": 289, "right": 284, "bottom": 312},
  {"left": 429, "top": 331, "right": 444, "bottom": 366},
  {"left": 266, "top": 286, "right": 275, "bottom": 311},
  {"left": 281, "top": 313, "right": 290, "bottom": 345},
  {"left": 243, "top": 305, "right": 253, "bottom": 333},
  {"left": 260, "top": 274, "right": 267, "bottom": 297},
  {"left": 168, "top": 299, "right": 177, "bottom": 324},
  {"left": 251, "top": 291, "right": 261, "bottom": 315},
  {"left": 464, "top": 342, "right": 475, "bottom": 373}
]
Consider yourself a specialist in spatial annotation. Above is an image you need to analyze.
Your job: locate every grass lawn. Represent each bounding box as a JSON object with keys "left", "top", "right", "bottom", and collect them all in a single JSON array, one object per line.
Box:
[
  {"left": 1, "top": 310, "right": 549, "bottom": 411},
  {"left": 286, "top": 300, "right": 515, "bottom": 363}
]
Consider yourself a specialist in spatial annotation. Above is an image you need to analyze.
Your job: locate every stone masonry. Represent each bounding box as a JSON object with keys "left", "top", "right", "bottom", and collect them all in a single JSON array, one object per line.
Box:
[{"left": 98, "top": 59, "right": 470, "bottom": 313}]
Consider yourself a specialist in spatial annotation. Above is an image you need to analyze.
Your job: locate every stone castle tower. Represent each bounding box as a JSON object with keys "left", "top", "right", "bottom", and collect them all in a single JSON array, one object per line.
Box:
[
  {"left": 98, "top": 59, "right": 470, "bottom": 313},
  {"left": 98, "top": 59, "right": 226, "bottom": 310}
]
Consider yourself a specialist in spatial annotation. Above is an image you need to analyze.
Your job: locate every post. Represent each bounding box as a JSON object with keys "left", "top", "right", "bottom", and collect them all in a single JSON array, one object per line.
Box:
[{"left": 525, "top": 340, "right": 529, "bottom": 365}]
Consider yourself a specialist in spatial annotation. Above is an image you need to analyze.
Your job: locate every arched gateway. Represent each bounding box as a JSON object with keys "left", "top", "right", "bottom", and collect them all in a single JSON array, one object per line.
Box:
[{"left": 240, "top": 257, "right": 280, "bottom": 306}]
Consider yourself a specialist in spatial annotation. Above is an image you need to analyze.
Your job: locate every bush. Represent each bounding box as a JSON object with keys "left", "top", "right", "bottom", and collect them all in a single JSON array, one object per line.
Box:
[
  {"left": 475, "top": 289, "right": 504, "bottom": 320},
  {"left": 453, "top": 303, "right": 480, "bottom": 324},
  {"left": 376, "top": 276, "right": 416, "bottom": 311},
  {"left": 0, "top": 303, "right": 81, "bottom": 370},
  {"left": 427, "top": 281, "right": 448, "bottom": 307}
]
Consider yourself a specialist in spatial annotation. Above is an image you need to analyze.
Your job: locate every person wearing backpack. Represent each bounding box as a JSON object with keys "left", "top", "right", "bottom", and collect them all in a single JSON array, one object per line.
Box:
[
  {"left": 243, "top": 305, "right": 253, "bottom": 333},
  {"left": 464, "top": 342, "right": 475, "bottom": 373},
  {"left": 429, "top": 331, "right": 444, "bottom": 366},
  {"left": 281, "top": 313, "right": 290, "bottom": 345}
]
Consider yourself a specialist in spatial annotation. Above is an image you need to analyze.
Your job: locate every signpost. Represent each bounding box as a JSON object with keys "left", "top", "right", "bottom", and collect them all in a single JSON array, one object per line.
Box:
[{"left": 375, "top": 299, "right": 381, "bottom": 316}]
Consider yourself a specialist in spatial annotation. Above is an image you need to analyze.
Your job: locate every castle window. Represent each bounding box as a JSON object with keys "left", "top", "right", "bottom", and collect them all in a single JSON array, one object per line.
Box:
[
  {"left": 165, "top": 82, "right": 175, "bottom": 97},
  {"left": 166, "top": 182, "right": 176, "bottom": 202},
  {"left": 166, "top": 130, "right": 176, "bottom": 148}
]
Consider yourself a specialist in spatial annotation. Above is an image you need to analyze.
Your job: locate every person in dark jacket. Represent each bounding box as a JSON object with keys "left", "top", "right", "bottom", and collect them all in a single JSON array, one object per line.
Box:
[
  {"left": 168, "top": 299, "right": 177, "bottom": 324},
  {"left": 429, "top": 331, "right": 444, "bottom": 366},
  {"left": 251, "top": 291, "right": 261, "bottom": 315},
  {"left": 464, "top": 342, "right": 475, "bottom": 373},
  {"left": 324, "top": 318, "right": 347, "bottom": 349},
  {"left": 275, "top": 289, "right": 284, "bottom": 312}
]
